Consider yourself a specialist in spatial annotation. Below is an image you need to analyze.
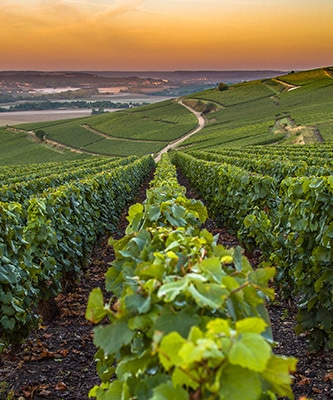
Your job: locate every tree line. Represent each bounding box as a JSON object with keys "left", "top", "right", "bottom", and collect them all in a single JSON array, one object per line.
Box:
[{"left": 0, "top": 100, "right": 147, "bottom": 113}]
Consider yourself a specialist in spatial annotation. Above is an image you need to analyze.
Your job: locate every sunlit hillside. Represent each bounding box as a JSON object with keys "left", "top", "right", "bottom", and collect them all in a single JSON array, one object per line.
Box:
[
  {"left": 0, "top": 66, "right": 332, "bottom": 165},
  {"left": 179, "top": 66, "right": 333, "bottom": 150}
]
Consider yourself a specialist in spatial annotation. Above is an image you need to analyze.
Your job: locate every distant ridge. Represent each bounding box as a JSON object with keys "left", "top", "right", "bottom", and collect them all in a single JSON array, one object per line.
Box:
[
  {"left": 88, "top": 70, "right": 286, "bottom": 84},
  {"left": 0, "top": 69, "right": 287, "bottom": 93},
  {"left": 0, "top": 70, "right": 289, "bottom": 83}
]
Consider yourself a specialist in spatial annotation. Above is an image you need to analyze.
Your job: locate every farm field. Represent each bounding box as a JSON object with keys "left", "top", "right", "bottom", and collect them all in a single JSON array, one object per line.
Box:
[
  {"left": 0, "top": 127, "right": 91, "bottom": 165},
  {"left": 0, "top": 67, "right": 332, "bottom": 400},
  {"left": 2, "top": 100, "right": 198, "bottom": 159},
  {"left": 0, "top": 67, "right": 332, "bottom": 162},
  {"left": 179, "top": 66, "right": 333, "bottom": 149}
]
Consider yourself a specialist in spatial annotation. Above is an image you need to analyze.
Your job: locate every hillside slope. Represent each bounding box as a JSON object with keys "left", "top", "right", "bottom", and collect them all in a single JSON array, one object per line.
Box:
[
  {"left": 179, "top": 66, "right": 333, "bottom": 150},
  {"left": 0, "top": 66, "right": 332, "bottom": 165}
]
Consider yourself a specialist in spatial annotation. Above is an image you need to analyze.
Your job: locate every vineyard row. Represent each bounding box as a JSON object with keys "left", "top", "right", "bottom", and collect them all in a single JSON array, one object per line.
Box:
[
  {"left": 0, "top": 155, "right": 155, "bottom": 350},
  {"left": 171, "top": 151, "right": 333, "bottom": 350},
  {"left": 86, "top": 154, "right": 297, "bottom": 400},
  {"left": 0, "top": 157, "right": 141, "bottom": 203}
]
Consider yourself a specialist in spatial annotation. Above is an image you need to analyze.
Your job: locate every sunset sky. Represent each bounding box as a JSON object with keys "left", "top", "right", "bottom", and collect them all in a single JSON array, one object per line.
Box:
[{"left": 1, "top": 0, "right": 332, "bottom": 71}]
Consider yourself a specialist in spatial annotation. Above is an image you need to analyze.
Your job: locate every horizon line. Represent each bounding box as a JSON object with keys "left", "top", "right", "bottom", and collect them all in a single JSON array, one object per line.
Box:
[{"left": 0, "top": 68, "right": 294, "bottom": 73}]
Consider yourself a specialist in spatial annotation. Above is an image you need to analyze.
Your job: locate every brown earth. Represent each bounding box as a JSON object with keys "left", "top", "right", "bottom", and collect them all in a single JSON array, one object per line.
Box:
[
  {"left": 0, "top": 171, "right": 332, "bottom": 400},
  {"left": 270, "top": 115, "right": 324, "bottom": 145}
]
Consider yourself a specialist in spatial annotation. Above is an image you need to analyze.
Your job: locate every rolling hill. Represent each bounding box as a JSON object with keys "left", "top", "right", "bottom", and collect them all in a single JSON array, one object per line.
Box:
[{"left": 0, "top": 66, "right": 332, "bottom": 165}]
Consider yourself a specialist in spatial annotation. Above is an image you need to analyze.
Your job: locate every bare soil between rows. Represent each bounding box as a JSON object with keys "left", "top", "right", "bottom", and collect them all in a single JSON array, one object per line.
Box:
[{"left": 0, "top": 171, "right": 332, "bottom": 400}]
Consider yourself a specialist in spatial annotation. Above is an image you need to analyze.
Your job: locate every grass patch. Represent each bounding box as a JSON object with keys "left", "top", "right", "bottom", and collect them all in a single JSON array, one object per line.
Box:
[{"left": 0, "top": 128, "right": 90, "bottom": 166}]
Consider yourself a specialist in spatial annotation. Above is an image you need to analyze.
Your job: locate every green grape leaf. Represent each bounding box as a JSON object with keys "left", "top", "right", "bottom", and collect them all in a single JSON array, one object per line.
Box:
[
  {"left": 158, "top": 278, "right": 189, "bottom": 302},
  {"left": 116, "top": 350, "right": 154, "bottom": 380},
  {"left": 147, "top": 204, "right": 161, "bottom": 222},
  {"left": 129, "top": 374, "right": 169, "bottom": 400},
  {"left": 93, "top": 321, "right": 135, "bottom": 356},
  {"left": 158, "top": 332, "right": 186, "bottom": 370},
  {"left": 261, "top": 355, "right": 298, "bottom": 398},
  {"left": 1, "top": 305, "right": 15, "bottom": 317},
  {"left": 172, "top": 204, "right": 186, "bottom": 220},
  {"left": 177, "top": 341, "right": 202, "bottom": 364},
  {"left": 165, "top": 211, "right": 183, "bottom": 227},
  {"left": 128, "top": 315, "right": 152, "bottom": 331},
  {"left": 85, "top": 288, "right": 108, "bottom": 323},
  {"left": 139, "top": 263, "right": 165, "bottom": 281},
  {"left": 328, "top": 175, "right": 333, "bottom": 188},
  {"left": 126, "top": 203, "right": 144, "bottom": 232},
  {"left": 0, "top": 267, "right": 17, "bottom": 285},
  {"left": 150, "top": 381, "right": 189, "bottom": 400},
  {"left": 88, "top": 380, "right": 124, "bottom": 400},
  {"left": 0, "top": 315, "right": 15, "bottom": 331},
  {"left": 172, "top": 367, "right": 200, "bottom": 390},
  {"left": 188, "top": 282, "right": 228, "bottom": 309},
  {"left": 125, "top": 293, "right": 151, "bottom": 315},
  {"left": 206, "top": 318, "right": 231, "bottom": 336},
  {"left": 199, "top": 257, "right": 225, "bottom": 283},
  {"left": 223, "top": 275, "right": 241, "bottom": 292},
  {"left": 154, "top": 306, "right": 201, "bottom": 338},
  {"left": 235, "top": 317, "right": 267, "bottom": 335},
  {"left": 249, "top": 267, "right": 276, "bottom": 286},
  {"left": 229, "top": 333, "right": 271, "bottom": 372},
  {"left": 185, "top": 201, "right": 208, "bottom": 223},
  {"left": 188, "top": 325, "right": 204, "bottom": 343},
  {"left": 127, "top": 203, "right": 144, "bottom": 224},
  {"left": 218, "top": 364, "right": 262, "bottom": 400},
  {"left": 179, "top": 338, "right": 223, "bottom": 365}
]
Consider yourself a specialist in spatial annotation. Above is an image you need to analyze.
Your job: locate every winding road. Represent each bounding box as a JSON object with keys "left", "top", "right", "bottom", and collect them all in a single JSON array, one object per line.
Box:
[{"left": 154, "top": 99, "right": 205, "bottom": 162}]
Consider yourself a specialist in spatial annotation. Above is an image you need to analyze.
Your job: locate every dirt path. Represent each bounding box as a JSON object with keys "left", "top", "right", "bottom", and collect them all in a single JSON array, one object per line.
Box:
[
  {"left": 154, "top": 99, "right": 205, "bottom": 162},
  {"left": 43, "top": 138, "right": 102, "bottom": 155},
  {"left": 271, "top": 78, "right": 300, "bottom": 92},
  {"left": 324, "top": 68, "right": 333, "bottom": 79},
  {"left": 271, "top": 115, "right": 325, "bottom": 144}
]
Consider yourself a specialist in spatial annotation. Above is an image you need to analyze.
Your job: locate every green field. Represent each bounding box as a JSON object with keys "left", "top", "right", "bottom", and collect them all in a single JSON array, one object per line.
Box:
[
  {"left": 276, "top": 67, "right": 333, "bottom": 85},
  {"left": 87, "top": 100, "right": 198, "bottom": 141},
  {"left": 3, "top": 100, "right": 198, "bottom": 161},
  {"left": 178, "top": 66, "right": 333, "bottom": 150},
  {"left": 0, "top": 66, "right": 332, "bottom": 164},
  {"left": 189, "top": 80, "right": 274, "bottom": 107},
  {"left": 0, "top": 127, "right": 90, "bottom": 166}
]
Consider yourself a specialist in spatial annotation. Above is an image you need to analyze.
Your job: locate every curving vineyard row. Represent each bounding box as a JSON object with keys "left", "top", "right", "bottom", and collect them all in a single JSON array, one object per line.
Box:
[
  {"left": 87, "top": 154, "right": 296, "bottom": 400},
  {"left": 208, "top": 143, "right": 333, "bottom": 160},
  {"left": 0, "top": 156, "right": 140, "bottom": 203},
  {"left": 0, "top": 156, "right": 122, "bottom": 184},
  {"left": 171, "top": 148, "right": 333, "bottom": 351},
  {"left": 189, "top": 144, "right": 332, "bottom": 182},
  {"left": 0, "top": 155, "right": 155, "bottom": 350}
]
